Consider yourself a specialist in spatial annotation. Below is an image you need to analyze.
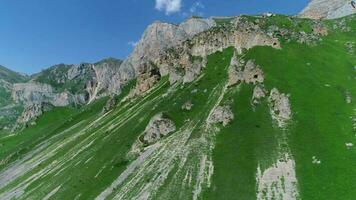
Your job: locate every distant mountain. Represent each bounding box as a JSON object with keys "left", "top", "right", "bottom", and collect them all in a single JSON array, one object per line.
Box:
[
  {"left": 0, "top": 65, "right": 28, "bottom": 129},
  {"left": 0, "top": 65, "right": 28, "bottom": 84},
  {"left": 300, "top": 0, "right": 356, "bottom": 19},
  {"left": 8, "top": 58, "right": 124, "bottom": 128}
]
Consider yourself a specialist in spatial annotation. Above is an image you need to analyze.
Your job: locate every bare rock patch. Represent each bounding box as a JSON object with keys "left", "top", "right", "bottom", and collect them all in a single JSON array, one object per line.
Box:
[
  {"left": 268, "top": 88, "right": 292, "bottom": 128},
  {"left": 142, "top": 113, "right": 176, "bottom": 144},
  {"left": 182, "top": 100, "right": 194, "bottom": 111},
  {"left": 252, "top": 85, "right": 266, "bottom": 105},
  {"left": 228, "top": 59, "right": 264, "bottom": 86},
  {"left": 208, "top": 106, "right": 234, "bottom": 127}
]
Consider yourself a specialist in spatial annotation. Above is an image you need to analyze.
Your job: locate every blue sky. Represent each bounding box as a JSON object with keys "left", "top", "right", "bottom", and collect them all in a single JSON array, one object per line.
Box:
[{"left": 0, "top": 0, "right": 309, "bottom": 74}]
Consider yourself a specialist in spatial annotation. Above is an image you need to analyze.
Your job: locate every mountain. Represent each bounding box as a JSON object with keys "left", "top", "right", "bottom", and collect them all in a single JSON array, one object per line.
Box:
[
  {"left": 300, "top": 0, "right": 356, "bottom": 19},
  {"left": 0, "top": 65, "right": 28, "bottom": 84},
  {"left": 0, "top": 66, "right": 28, "bottom": 129},
  {"left": 4, "top": 58, "right": 123, "bottom": 128},
  {"left": 0, "top": 10, "right": 355, "bottom": 200}
]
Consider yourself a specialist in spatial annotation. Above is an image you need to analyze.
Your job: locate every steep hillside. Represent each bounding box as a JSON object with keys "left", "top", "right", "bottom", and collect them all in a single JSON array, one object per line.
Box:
[{"left": 0, "top": 14, "right": 355, "bottom": 200}]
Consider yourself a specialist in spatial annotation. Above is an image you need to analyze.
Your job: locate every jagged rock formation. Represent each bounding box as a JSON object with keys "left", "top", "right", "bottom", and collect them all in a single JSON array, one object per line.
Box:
[
  {"left": 141, "top": 113, "right": 176, "bottom": 144},
  {"left": 121, "top": 18, "right": 217, "bottom": 92},
  {"left": 300, "top": 0, "right": 356, "bottom": 19},
  {"left": 152, "top": 17, "right": 278, "bottom": 86},
  {"left": 120, "top": 18, "right": 216, "bottom": 77}
]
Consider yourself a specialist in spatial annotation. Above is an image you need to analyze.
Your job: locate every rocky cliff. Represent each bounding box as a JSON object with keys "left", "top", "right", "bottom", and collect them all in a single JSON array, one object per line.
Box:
[
  {"left": 300, "top": 0, "right": 356, "bottom": 19},
  {"left": 119, "top": 17, "right": 216, "bottom": 79}
]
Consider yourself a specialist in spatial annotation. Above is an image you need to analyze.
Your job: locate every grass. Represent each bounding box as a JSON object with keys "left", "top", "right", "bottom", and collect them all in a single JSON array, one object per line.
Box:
[{"left": 240, "top": 26, "right": 356, "bottom": 199}]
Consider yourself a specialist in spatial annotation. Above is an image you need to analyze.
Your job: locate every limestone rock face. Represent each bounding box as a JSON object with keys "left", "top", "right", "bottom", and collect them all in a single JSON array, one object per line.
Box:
[
  {"left": 130, "top": 72, "right": 160, "bottom": 97},
  {"left": 12, "top": 82, "right": 77, "bottom": 107},
  {"left": 300, "top": 0, "right": 356, "bottom": 19},
  {"left": 142, "top": 113, "right": 176, "bottom": 144},
  {"left": 178, "top": 18, "right": 216, "bottom": 37},
  {"left": 120, "top": 18, "right": 216, "bottom": 78},
  {"left": 208, "top": 106, "right": 234, "bottom": 126},
  {"left": 154, "top": 17, "right": 278, "bottom": 86}
]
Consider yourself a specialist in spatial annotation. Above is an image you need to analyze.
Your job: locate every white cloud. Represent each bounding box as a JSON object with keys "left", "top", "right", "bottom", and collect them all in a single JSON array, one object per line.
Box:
[
  {"left": 155, "top": 0, "right": 182, "bottom": 15},
  {"left": 182, "top": 1, "right": 204, "bottom": 17},
  {"left": 189, "top": 1, "right": 204, "bottom": 14},
  {"left": 128, "top": 41, "right": 138, "bottom": 47}
]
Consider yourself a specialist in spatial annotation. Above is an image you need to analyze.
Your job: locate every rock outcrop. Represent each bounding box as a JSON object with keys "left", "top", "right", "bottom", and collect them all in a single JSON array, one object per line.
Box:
[
  {"left": 142, "top": 113, "right": 176, "bottom": 144},
  {"left": 16, "top": 103, "right": 53, "bottom": 125},
  {"left": 300, "top": 0, "right": 356, "bottom": 19},
  {"left": 120, "top": 18, "right": 216, "bottom": 78},
  {"left": 154, "top": 18, "right": 278, "bottom": 86},
  {"left": 228, "top": 59, "right": 264, "bottom": 86},
  {"left": 208, "top": 106, "right": 234, "bottom": 126},
  {"left": 102, "top": 96, "right": 117, "bottom": 113},
  {"left": 252, "top": 85, "right": 266, "bottom": 105},
  {"left": 268, "top": 88, "right": 292, "bottom": 128}
]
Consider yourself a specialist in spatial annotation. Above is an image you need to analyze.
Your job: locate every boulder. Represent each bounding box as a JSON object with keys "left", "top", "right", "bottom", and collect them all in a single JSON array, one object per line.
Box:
[
  {"left": 181, "top": 100, "right": 193, "bottom": 111},
  {"left": 142, "top": 113, "right": 176, "bottom": 144},
  {"left": 208, "top": 106, "right": 234, "bottom": 126}
]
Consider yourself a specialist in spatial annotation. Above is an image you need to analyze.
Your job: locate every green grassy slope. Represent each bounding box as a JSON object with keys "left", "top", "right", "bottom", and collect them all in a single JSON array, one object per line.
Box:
[
  {"left": 206, "top": 15, "right": 356, "bottom": 200},
  {"left": 0, "top": 15, "right": 355, "bottom": 200}
]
